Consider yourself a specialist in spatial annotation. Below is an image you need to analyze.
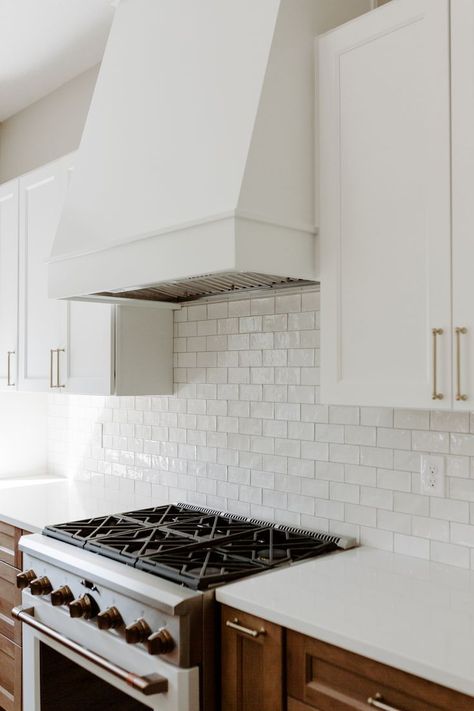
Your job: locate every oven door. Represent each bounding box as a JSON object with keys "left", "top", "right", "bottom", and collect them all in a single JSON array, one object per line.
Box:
[{"left": 16, "top": 602, "right": 200, "bottom": 711}]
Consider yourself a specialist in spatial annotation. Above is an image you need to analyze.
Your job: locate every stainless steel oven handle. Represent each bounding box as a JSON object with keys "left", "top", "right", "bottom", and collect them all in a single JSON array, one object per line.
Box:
[{"left": 12, "top": 606, "right": 168, "bottom": 697}]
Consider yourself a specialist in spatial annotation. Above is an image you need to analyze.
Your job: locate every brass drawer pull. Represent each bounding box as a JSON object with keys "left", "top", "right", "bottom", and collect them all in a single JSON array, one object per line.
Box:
[
  {"left": 432, "top": 328, "right": 443, "bottom": 400},
  {"left": 7, "top": 351, "right": 15, "bottom": 387},
  {"left": 12, "top": 606, "right": 167, "bottom": 696},
  {"left": 455, "top": 327, "right": 468, "bottom": 401},
  {"left": 50, "top": 349, "right": 66, "bottom": 389},
  {"left": 368, "top": 693, "right": 403, "bottom": 711},
  {"left": 226, "top": 618, "right": 266, "bottom": 638}
]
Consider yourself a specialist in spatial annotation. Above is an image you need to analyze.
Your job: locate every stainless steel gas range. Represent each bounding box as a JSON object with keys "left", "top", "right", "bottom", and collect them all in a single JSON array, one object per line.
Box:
[{"left": 13, "top": 503, "right": 355, "bottom": 711}]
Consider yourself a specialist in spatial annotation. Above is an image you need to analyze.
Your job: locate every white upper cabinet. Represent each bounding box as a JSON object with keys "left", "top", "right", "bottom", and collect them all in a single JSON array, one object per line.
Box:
[
  {"left": 14, "top": 153, "right": 173, "bottom": 396},
  {"left": 319, "top": 0, "right": 452, "bottom": 409},
  {"left": 451, "top": 0, "right": 474, "bottom": 410},
  {"left": 0, "top": 180, "right": 19, "bottom": 390},
  {"left": 18, "top": 155, "right": 72, "bottom": 391}
]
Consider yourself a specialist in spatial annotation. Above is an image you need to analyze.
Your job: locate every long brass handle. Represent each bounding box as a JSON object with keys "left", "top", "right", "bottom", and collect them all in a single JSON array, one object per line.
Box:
[
  {"left": 50, "top": 349, "right": 55, "bottom": 389},
  {"left": 368, "top": 693, "right": 403, "bottom": 711},
  {"left": 12, "top": 606, "right": 167, "bottom": 696},
  {"left": 432, "top": 328, "right": 443, "bottom": 400},
  {"left": 7, "top": 351, "right": 15, "bottom": 387},
  {"left": 56, "top": 348, "right": 65, "bottom": 388},
  {"left": 455, "top": 327, "right": 468, "bottom": 401},
  {"left": 226, "top": 618, "right": 266, "bottom": 638},
  {"left": 50, "top": 349, "right": 66, "bottom": 389}
]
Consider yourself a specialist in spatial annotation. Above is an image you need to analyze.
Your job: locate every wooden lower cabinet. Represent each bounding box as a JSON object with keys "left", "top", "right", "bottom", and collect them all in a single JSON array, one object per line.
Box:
[
  {"left": 287, "top": 631, "right": 474, "bottom": 711},
  {"left": 0, "top": 523, "right": 27, "bottom": 711},
  {"left": 220, "top": 605, "right": 474, "bottom": 711},
  {"left": 220, "top": 605, "right": 284, "bottom": 711}
]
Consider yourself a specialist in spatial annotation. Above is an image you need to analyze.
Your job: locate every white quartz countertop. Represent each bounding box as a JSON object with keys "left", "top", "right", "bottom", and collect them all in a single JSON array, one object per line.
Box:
[
  {"left": 0, "top": 476, "right": 160, "bottom": 532},
  {"left": 216, "top": 546, "right": 474, "bottom": 698}
]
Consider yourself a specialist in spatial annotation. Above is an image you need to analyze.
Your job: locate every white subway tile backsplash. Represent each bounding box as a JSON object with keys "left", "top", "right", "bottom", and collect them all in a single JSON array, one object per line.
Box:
[
  {"left": 394, "top": 534, "right": 430, "bottom": 560},
  {"left": 47, "top": 290, "right": 474, "bottom": 571}
]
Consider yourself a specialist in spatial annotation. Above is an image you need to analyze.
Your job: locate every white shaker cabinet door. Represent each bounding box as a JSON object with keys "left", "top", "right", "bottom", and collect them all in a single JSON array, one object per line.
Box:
[
  {"left": 0, "top": 180, "right": 19, "bottom": 390},
  {"left": 18, "top": 156, "right": 73, "bottom": 391},
  {"left": 64, "top": 300, "right": 115, "bottom": 395},
  {"left": 451, "top": 0, "right": 474, "bottom": 410},
  {"left": 319, "top": 0, "right": 452, "bottom": 408}
]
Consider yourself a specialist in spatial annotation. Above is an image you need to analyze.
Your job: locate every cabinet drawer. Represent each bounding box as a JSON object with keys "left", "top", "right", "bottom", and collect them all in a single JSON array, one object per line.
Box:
[
  {"left": 0, "top": 562, "right": 21, "bottom": 645},
  {"left": 0, "top": 632, "right": 21, "bottom": 711},
  {"left": 287, "top": 631, "right": 473, "bottom": 711},
  {"left": 0, "top": 523, "right": 21, "bottom": 569}
]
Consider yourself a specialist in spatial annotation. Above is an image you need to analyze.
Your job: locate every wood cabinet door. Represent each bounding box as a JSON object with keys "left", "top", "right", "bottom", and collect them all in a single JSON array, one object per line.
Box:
[
  {"left": 0, "top": 562, "right": 21, "bottom": 645},
  {"left": 319, "top": 0, "right": 452, "bottom": 408},
  {"left": 451, "top": 0, "right": 474, "bottom": 410},
  {"left": 0, "top": 633, "right": 21, "bottom": 711},
  {"left": 221, "top": 605, "right": 284, "bottom": 711},
  {"left": 18, "top": 155, "right": 74, "bottom": 392},
  {"left": 0, "top": 180, "right": 19, "bottom": 392}
]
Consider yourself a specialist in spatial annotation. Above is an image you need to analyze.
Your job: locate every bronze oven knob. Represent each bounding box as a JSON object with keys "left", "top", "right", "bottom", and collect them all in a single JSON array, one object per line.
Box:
[
  {"left": 125, "top": 618, "right": 152, "bottom": 644},
  {"left": 51, "top": 585, "right": 74, "bottom": 607},
  {"left": 147, "top": 628, "right": 175, "bottom": 655},
  {"left": 16, "top": 569, "right": 37, "bottom": 590},
  {"left": 69, "top": 594, "right": 100, "bottom": 620},
  {"left": 97, "top": 606, "right": 123, "bottom": 630},
  {"left": 29, "top": 576, "right": 53, "bottom": 596}
]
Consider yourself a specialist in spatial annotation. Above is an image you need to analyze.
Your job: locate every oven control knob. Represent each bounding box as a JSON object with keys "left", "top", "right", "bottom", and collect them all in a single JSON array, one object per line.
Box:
[
  {"left": 51, "top": 585, "right": 74, "bottom": 607},
  {"left": 29, "top": 576, "right": 53, "bottom": 596},
  {"left": 125, "top": 618, "right": 152, "bottom": 644},
  {"left": 97, "top": 606, "right": 123, "bottom": 630},
  {"left": 16, "top": 569, "right": 37, "bottom": 590},
  {"left": 69, "top": 594, "right": 100, "bottom": 620},
  {"left": 147, "top": 628, "right": 175, "bottom": 655}
]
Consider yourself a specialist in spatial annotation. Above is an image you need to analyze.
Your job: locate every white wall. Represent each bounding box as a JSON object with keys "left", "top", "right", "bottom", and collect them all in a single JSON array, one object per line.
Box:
[
  {"left": 0, "top": 392, "right": 48, "bottom": 478},
  {"left": 0, "top": 65, "right": 99, "bottom": 182}
]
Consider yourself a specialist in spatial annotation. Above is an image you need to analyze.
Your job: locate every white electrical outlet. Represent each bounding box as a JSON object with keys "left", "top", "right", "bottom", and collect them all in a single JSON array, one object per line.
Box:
[{"left": 420, "top": 455, "right": 445, "bottom": 497}]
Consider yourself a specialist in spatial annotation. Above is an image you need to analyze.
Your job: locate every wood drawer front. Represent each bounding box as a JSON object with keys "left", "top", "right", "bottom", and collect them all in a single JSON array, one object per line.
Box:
[
  {"left": 0, "top": 633, "right": 21, "bottom": 711},
  {"left": 287, "top": 631, "right": 474, "bottom": 711},
  {"left": 0, "top": 562, "right": 21, "bottom": 645},
  {"left": 0, "top": 524, "right": 21, "bottom": 569}
]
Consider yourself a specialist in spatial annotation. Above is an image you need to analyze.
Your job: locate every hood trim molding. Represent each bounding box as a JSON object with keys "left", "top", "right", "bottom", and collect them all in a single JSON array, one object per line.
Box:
[
  {"left": 49, "top": 209, "right": 316, "bottom": 264},
  {"left": 49, "top": 212, "right": 318, "bottom": 302}
]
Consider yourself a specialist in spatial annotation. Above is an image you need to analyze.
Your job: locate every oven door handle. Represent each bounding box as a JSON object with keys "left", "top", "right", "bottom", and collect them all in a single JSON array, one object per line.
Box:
[{"left": 12, "top": 606, "right": 168, "bottom": 697}]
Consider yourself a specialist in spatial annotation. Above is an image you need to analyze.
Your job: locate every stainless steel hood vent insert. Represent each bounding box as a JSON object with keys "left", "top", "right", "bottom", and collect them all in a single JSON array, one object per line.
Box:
[{"left": 97, "top": 272, "right": 317, "bottom": 303}]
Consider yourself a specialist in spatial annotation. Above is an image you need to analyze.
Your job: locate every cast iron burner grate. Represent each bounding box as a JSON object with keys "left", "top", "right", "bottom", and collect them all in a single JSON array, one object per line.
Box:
[{"left": 43, "top": 503, "right": 352, "bottom": 590}]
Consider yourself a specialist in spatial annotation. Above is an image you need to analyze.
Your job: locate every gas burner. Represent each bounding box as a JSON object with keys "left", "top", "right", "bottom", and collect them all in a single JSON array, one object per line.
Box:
[{"left": 43, "top": 503, "right": 346, "bottom": 591}]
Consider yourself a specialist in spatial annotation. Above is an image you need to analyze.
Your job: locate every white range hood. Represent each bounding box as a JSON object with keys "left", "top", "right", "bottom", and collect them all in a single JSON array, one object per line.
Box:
[{"left": 49, "top": 0, "right": 363, "bottom": 304}]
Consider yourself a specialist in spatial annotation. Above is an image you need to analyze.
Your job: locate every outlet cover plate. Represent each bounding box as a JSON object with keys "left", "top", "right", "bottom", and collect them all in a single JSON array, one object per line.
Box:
[{"left": 420, "top": 455, "right": 445, "bottom": 497}]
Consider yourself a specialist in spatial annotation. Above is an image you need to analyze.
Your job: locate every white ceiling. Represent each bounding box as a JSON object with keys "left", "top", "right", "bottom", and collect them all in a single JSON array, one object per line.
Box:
[{"left": 0, "top": 0, "right": 115, "bottom": 121}]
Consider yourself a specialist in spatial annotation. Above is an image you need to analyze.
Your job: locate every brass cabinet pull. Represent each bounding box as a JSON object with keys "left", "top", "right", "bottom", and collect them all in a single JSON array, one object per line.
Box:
[
  {"left": 50, "top": 349, "right": 54, "bottom": 388},
  {"left": 7, "top": 351, "right": 15, "bottom": 387},
  {"left": 455, "top": 327, "right": 468, "bottom": 401},
  {"left": 12, "top": 606, "right": 168, "bottom": 696},
  {"left": 368, "top": 693, "right": 403, "bottom": 711},
  {"left": 56, "top": 348, "right": 65, "bottom": 388},
  {"left": 50, "top": 349, "right": 66, "bottom": 389},
  {"left": 225, "top": 618, "right": 266, "bottom": 638},
  {"left": 432, "top": 328, "right": 444, "bottom": 400}
]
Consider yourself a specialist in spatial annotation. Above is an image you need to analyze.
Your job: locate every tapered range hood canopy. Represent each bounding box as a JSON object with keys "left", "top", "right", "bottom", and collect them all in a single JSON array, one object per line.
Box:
[{"left": 48, "top": 0, "right": 341, "bottom": 304}]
